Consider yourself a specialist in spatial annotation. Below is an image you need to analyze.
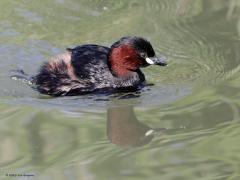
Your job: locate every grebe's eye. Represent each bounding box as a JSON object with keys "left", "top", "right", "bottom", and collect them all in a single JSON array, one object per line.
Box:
[{"left": 140, "top": 52, "right": 146, "bottom": 59}]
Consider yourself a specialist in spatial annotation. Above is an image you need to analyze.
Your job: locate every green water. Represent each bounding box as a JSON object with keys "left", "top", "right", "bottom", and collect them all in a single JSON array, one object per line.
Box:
[{"left": 1, "top": 0, "right": 240, "bottom": 179}]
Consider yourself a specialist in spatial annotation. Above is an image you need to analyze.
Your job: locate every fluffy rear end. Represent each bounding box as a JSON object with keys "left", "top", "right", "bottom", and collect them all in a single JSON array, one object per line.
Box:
[
  {"left": 35, "top": 61, "right": 74, "bottom": 96},
  {"left": 35, "top": 53, "right": 93, "bottom": 96}
]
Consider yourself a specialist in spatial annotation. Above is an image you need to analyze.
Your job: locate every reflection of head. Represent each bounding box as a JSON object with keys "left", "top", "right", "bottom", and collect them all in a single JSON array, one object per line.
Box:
[{"left": 107, "top": 106, "right": 154, "bottom": 148}]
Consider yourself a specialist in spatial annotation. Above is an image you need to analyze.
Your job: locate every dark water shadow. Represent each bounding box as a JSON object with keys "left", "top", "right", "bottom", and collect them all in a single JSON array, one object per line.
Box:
[
  {"left": 107, "top": 106, "right": 153, "bottom": 147},
  {"left": 107, "top": 105, "right": 166, "bottom": 148}
]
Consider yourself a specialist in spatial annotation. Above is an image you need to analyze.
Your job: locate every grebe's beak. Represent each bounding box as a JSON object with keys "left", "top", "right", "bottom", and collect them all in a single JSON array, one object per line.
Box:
[{"left": 146, "top": 55, "right": 167, "bottom": 66}]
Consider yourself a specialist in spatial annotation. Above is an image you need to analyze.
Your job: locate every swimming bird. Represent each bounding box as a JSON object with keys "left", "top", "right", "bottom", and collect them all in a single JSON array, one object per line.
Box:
[{"left": 35, "top": 36, "right": 167, "bottom": 96}]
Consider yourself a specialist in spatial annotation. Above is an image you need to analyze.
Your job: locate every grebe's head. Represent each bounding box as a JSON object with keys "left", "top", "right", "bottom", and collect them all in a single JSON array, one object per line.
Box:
[{"left": 109, "top": 36, "right": 167, "bottom": 77}]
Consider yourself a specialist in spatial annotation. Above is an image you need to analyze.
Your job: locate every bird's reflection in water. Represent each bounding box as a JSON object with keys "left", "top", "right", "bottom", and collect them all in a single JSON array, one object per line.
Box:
[
  {"left": 107, "top": 105, "right": 164, "bottom": 148},
  {"left": 25, "top": 105, "right": 164, "bottom": 166}
]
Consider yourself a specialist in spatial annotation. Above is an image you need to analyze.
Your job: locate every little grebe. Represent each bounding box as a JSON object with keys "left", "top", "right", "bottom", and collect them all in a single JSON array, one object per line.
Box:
[{"left": 35, "top": 36, "right": 167, "bottom": 96}]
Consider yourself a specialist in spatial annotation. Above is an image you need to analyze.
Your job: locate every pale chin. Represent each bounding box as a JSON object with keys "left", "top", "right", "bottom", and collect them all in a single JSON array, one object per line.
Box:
[{"left": 145, "top": 57, "right": 154, "bottom": 65}]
